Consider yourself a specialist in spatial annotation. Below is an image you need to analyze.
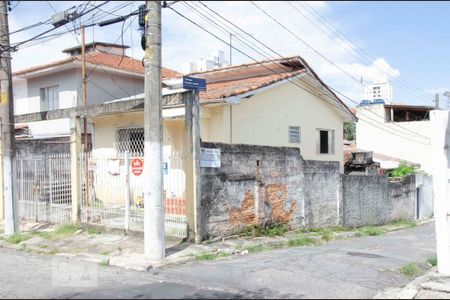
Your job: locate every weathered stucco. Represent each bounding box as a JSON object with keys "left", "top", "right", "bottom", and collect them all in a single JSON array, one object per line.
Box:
[
  {"left": 342, "top": 174, "right": 418, "bottom": 227},
  {"left": 200, "top": 142, "right": 304, "bottom": 239}
]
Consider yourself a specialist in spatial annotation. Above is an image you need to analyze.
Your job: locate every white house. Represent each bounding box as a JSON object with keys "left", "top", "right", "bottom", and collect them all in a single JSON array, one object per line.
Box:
[
  {"left": 356, "top": 102, "right": 433, "bottom": 173},
  {"left": 12, "top": 42, "right": 180, "bottom": 143}
]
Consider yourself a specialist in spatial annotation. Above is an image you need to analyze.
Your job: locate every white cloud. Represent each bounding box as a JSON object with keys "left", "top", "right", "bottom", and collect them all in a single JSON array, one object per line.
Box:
[{"left": 7, "top": 1, "right": 409, "bottom": 107}]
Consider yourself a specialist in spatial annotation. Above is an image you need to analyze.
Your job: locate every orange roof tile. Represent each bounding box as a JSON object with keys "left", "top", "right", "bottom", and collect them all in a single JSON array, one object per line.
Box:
[
  {"left": 13, "top": 51, "right": 181, "bottom": 79},
  {"left": 199, "top": 70, "right": 305, "bottom": 101}
]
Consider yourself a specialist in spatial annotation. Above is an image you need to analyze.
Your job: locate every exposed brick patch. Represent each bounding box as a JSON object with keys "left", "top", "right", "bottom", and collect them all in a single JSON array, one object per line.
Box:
[
  {"left": 265, "top": 184, "right": 297, "bottom": 223},
  {"left": 230, "top": 192, "right": 256, "bottom": 227}
]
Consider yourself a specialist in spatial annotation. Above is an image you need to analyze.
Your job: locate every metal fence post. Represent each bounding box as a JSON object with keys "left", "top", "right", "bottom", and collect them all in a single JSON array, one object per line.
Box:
[{"left": 125, "top": 151, "right": 130, "bottom": 232}]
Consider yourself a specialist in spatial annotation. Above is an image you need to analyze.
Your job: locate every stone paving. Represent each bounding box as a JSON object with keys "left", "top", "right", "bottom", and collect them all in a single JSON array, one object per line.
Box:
[{"left": 374, "top": 268, "right": 450, "bottom": 299}]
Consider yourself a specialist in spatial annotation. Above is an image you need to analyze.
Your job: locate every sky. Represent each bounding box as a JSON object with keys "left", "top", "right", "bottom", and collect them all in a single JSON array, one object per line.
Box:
[{"left": 7, "top": 1, "right": 450, "bottom": 108}]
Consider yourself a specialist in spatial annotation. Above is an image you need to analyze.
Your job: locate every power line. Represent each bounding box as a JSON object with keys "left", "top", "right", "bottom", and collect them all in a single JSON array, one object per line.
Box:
[
  {"left": 189, "top": 1, "right": 430, "bottom": 142},
  {"left": 168, "top": 5, "right": 430, "bottom": 145},
  {"left": 7, "top": 1, "right": 110, "bottom": 51},
  {"left": 297, "top": 1, "right": 434, "bottom": 103}
]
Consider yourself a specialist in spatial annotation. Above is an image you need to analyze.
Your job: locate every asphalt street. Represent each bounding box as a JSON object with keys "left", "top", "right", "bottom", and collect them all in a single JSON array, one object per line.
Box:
[{"left": 0, "top": 222, "right": 436, "bottom": 299}]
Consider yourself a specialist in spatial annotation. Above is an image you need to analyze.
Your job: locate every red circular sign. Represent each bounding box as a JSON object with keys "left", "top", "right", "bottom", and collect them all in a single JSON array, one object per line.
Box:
[{"left": 131, "top": 159, "right": 144, "bottom": 176}]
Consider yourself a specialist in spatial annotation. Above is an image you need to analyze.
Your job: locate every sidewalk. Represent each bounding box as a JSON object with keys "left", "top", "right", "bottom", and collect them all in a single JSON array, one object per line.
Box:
[
  {"left": 374, "top": 268, "right": 450, "bottom": 299},
  {"left": 0, "top": 219, "right": 434, "bottom": 272}
]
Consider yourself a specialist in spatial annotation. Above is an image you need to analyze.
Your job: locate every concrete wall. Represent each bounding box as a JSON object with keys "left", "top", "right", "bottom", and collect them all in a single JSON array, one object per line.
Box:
[
  {"left": 303, "top": 160, "right": 341, "bottom": 228},
  {"left": 356, "top": 103, "right": 432, "bottom": 174},
  {"left": 342, "top": 174, "right": 417, "bottom": 227},
  {"left": 416, "top": 173, "right": 434, "bottom": 220},
  {"left": 200, "top": 142, "right": 305, "bottom": 239},
  {"left": 15, "top": 138, "right": 70, "bottom": 156}
]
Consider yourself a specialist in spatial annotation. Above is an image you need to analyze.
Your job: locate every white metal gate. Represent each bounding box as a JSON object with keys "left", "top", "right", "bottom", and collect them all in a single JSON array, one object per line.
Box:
[
  {"left": 15, "top": 153, "right": 72, "bottom": 224},
  {"left": 80, "top": 151, "right": 188, "bottom": 238}
]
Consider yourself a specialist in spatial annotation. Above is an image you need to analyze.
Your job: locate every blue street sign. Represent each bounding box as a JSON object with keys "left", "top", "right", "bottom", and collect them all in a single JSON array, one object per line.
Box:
[{"left": 183, "top": 76, "right": 206, "bottom": 91}]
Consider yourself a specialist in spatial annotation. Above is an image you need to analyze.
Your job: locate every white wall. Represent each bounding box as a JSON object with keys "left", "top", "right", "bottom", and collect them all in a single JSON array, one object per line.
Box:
[
  {"left": 81, "top": 68, "right": 144, "bottom": 106},
  {"left": 356, "top": 103, "right": 432, "bottom": 173},
  {"left": 13, "top": 67, "right": 144, "bottom": 138}
]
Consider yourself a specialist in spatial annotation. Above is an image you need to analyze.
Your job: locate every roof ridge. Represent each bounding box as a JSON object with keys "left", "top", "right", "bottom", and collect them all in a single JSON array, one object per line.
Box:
[{"left": 183, "top": 55, "right": 302, "bottom": 77}]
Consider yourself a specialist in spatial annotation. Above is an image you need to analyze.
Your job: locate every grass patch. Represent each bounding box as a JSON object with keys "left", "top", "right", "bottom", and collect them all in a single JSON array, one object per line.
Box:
[
  {"left": 99, "top": 259, "right": 109, "bottom": 267},
  {"left": 357, "top": 226, "right": 384, "bottom": 236},
  {"left": 400, "top": 263, "right": 422, "bottom": 277},
  {"left": 87, "top": 227, "right": 102, "bottom": 235},
  {"left": 32, "top": 224, "right": 81, "bottom": 241},
  {"left": 54, "top": 224, "right": 81, "bottom": 235},
  {"left": 6, "top": 233, "right": 32, "bottom": 244},
  {"left": 427, "top": 256, "right": 437, "bottom": 267},
  {"left": 195, "top": 252, "right": 230, "bottom": 261},
  {"left": 245, "top": 244, "right": 264, "bottom": 253},
  {"left": 387, "top": 219, "right": 417, "bottom": 228},
  {"left": 237, "top": 222, "right": 289, "bottom": 238},
  {"left": 288, "top": 236, "right": 319, "bottom": 247}
]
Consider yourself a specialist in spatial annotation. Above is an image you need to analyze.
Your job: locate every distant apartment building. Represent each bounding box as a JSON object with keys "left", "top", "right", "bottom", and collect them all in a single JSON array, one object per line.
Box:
[
  {"left": 363, "top": 76, "right": 394, "bottom": 104},
  {"left": 181, "top": 50, "right": 229, "bottom": 74}
]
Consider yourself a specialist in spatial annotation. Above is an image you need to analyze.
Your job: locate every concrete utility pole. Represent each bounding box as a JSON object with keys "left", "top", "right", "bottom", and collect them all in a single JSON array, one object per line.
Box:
[
  {"left": 435, "top": 93, "right": 440, "bottom": 110},
  {"left": 81, "top": 26, "right": 90, "bottom": 211},
  {"left": 431, "top": 110, "right": 450, "bottom": 274},
  {"left": 0, "top": 0, "right": 16, "bottom": 236},
  {"left": 143, "top": 0, "right": 165, "bottom": 260}
]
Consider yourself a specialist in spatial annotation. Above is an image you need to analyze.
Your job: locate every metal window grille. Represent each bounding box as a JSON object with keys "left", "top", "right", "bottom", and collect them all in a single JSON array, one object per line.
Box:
[
  {"left": 289, "top": 126, "right": 300, "bottom": 143},
  {"left": 114, "top": 127, "right": 144, "bottom": 155}
]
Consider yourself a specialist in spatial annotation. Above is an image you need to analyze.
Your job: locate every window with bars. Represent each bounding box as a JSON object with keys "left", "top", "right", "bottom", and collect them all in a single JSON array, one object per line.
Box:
[
  {"left": 40, "top": 85, "right": 59, "bottom": 111},
  {"left": 114, "top": 127, "right": 144, "bottom": 154},
  {"left": 288, "top": 126, "right": 300, "bottom": 144}
]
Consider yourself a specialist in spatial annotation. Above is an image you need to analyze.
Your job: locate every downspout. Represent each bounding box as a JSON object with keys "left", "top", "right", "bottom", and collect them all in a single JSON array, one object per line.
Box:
[{"left": 229, "top": 105, "right": 233, "bottom": 143}]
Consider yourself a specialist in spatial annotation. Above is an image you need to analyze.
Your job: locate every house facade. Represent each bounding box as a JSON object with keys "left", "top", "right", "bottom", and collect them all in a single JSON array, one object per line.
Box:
[
  {"left": 355, "top": 102, "right": 433, "bottom": 173},
  {"left": 92, "top": 56, "right": 356, "bottom": 169},
  {"left": 12, "top": 42, "right": 179, "bottom": 145}
]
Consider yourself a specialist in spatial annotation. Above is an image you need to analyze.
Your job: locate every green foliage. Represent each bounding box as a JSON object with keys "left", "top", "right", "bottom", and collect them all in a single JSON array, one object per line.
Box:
[
  {"left": 237, "top": 222, "right": 289, "bottom": 237},
  {"left": 389, "top": 162, "right": 417, "bottom": 178},
  {"left": 245, "top": 244, "right": 264, "bottom": 253},
  {"left": 388, "top": 219, "right": 417, "bottom": 228},
  {"left": 427, "top": 256, "right": 437, "bottom": 267},
  {"left": 400, "top": 263, "right": 421, "bottom": 277},
  {"left": 195, "top": 252, "right": 230, "bottom": 261},
  {"left": 357, "top": 226, "right": 384, "bottom": 236},
  {"left": 288, "top": 236, "right": 319, "bottom": 247},
  {"left": 6, "top": 233, "right": 32, "bottom": 244},
  {"left": 54, "top": 224, "right": 81, "bottom": 235},
  {"left": 344, "top": 122, "right": 356, "bottom": 141},
  {"left": 87, "top": 227, "right": 102, "bottom": 235}
]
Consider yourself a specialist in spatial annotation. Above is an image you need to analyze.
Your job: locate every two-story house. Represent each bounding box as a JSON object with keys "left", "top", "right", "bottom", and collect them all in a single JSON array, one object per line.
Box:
[{"left": 12, "top": 42, "right": 180, "bottom": 153}]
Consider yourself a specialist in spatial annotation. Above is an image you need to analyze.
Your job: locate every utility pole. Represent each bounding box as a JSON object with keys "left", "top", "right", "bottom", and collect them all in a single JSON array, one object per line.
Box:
[
  {"left": 81, "top": 26, "right": 90, "bottom": 211},
  {"left": 435, "top": 93, "right": 440, "bottom": 110},
  {"left": 143, "top": 0, "right": 165, "bottom": 260},
  {"left": 0, "top": 0, "right": 16, "bottom": 236}
]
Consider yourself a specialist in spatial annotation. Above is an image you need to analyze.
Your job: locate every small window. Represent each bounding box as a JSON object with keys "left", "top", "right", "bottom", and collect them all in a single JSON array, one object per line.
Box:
[
  {"left": 114, "top": 127, "right": 144, "bottom": 155},
  {"left": 40, "top": 85, "right": 59, "bottom": 111},
  {"left": 318, "top": 129, "right": 334, "bottom": 154},
  {"left": 289, "top": 126, "right": 300, "bottom": 144}
]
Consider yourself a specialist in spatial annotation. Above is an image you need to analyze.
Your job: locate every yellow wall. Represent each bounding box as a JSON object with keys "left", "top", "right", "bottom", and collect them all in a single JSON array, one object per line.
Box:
[
  {"left": 202, "top": 79, "right": 345, "bottom": 166},
  {"left": 92, "top": 78, "right": 346, "bottom": 167}
]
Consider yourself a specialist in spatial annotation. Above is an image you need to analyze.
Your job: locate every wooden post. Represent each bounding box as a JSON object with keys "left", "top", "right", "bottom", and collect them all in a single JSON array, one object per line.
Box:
[{"left": 71, "top": 117, "right": 81, "bottom": 223}]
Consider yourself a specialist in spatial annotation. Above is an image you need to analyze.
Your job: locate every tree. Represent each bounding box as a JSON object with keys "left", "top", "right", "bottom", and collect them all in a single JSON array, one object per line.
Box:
[{"left": 344, "top": 122, "right": 356, "bottom": 141}]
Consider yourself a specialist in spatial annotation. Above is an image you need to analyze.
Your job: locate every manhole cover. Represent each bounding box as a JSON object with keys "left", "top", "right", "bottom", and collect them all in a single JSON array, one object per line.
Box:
[{"left": 347, "top": 251, "right": 383, "bottom": 258}]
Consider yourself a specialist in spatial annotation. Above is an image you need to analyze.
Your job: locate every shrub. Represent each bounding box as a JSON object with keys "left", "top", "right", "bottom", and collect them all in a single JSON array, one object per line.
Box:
[
  {"left": 237, "top": 222, "right": 289, "bottom": 237},
  {"left": 389, "top": 162, "right": 417, "bottom": 178}
]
